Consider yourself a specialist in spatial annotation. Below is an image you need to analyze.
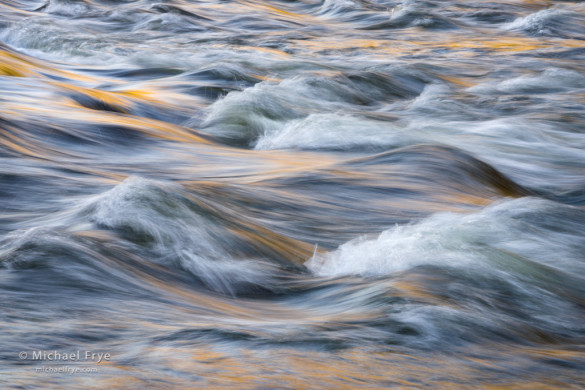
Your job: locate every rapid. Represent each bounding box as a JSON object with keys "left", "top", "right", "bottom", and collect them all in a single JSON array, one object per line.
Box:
[{"left": 1, "top": 0, "right": 585, "bottom": 388}]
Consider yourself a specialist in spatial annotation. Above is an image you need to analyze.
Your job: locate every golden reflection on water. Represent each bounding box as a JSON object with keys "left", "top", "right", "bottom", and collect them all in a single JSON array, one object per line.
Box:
[
  {"left": 22, "top": 344, "right": 582, "bottom": 389},
  {"left": 292, "top": 35, "right": 582, "bottom": 61},
  {"left": 0, "top": 45, "right": 93, "bottom": 81}
]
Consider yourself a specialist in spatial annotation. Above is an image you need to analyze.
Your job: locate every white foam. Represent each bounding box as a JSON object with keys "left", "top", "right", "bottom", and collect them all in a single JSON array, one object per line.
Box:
[
  {"left": 307, "top": 197, "right": 585, "bottom": 277},
  {"left": 503, "top": 7, "right": 582, "bottom": 37},
  {"left": 201, "top": 76, "right": 357, "bottom": 144},
  {"left": 255, "top": 113, "right": 411, "bottom": 150},
  {"left": 318, "top": 0, "right": 361, "bottom": 16},
  {"left": 468, "top": 68, "right": 585, "bottom": 95},
  {"left": 42, "top": 0, "right": 95, "bottom": 17}
]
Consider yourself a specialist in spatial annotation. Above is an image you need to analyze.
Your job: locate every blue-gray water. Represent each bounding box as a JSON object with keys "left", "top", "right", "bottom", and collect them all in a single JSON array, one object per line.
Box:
[{"left": 1, "top": 0, "right": 585, "bottom": 388}]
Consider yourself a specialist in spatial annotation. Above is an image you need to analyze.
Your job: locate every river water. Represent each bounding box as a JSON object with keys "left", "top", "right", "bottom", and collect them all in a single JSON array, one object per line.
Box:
[{"left": 1, "top": 0, "right": 585, "bottom": 388}]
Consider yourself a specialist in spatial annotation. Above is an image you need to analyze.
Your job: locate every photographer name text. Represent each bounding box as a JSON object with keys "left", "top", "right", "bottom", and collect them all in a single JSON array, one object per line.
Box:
[{"left": 19, "top": 350, "right": 111, "bottom": 363}]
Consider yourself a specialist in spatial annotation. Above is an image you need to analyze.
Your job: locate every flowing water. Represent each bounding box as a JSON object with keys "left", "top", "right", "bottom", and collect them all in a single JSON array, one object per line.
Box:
[{"left": 1, "top": 0, "right": 585, "bottom": 388}]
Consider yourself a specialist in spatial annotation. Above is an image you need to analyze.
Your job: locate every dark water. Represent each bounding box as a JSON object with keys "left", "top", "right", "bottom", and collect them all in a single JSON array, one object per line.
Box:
[{"left": 1, "top": 0, "right": 585, "bottom": 388}]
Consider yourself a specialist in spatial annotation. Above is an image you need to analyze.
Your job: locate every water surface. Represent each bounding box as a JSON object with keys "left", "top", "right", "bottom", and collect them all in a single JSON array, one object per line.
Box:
[{"left": 1, "top": 0, "right": 585, "bottom": 388}]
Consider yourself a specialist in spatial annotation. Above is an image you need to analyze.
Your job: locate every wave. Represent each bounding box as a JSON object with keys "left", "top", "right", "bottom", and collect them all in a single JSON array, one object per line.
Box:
[
  {"left": 35, "top": 0, "right": 94, "bottom": 17},
  {"left": 1, "top": 177, "right": 310, "bottom": 295},
  {"left": 346, "top": 144, "right": 530, "bottom": 197},
  {"left": 306, "top": 197, "right": 585, "bottom": 345},
  {"left": 363, "top": 0, "right": 459, "bottom": 30},
  {"left": 504, "top": 7, "right": 585, "bottom": 39},
  {"left": 468, "top": 67, "right": 585, "bottom": 95},
  {"left": 199, "top": 69, "right": 430, "bottom": 147},
  {"left": 255, "top": 112, "right": 409, "bottom": 150}
]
